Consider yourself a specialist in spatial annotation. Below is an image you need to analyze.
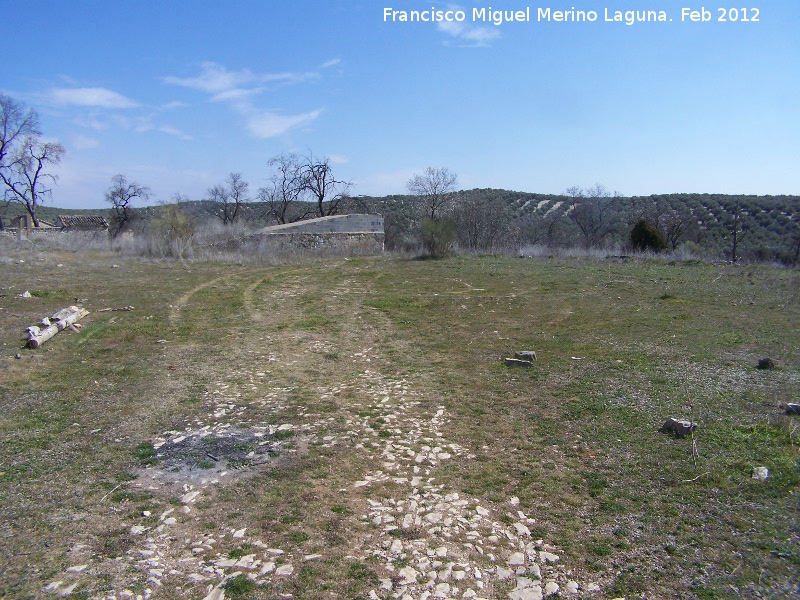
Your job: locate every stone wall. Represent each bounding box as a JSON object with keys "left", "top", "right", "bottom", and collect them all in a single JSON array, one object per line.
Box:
[
  {"left": 213, "top": 232, "right": 384, "bottom": 258},
  {"left": 208, "top": 214, "right": 386, "bottom": 257},
  {"left": 0, "top": 228, "right": 110, "bottom": 243}
]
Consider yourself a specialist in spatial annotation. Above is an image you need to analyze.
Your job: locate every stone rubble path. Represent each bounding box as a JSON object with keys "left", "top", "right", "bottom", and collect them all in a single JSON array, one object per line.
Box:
[
  {"left": 340, "top": 369, "right": 584, "bottom": 600},
  {"left": 42, "top": 280, "right": 598, "bottom": 599}
]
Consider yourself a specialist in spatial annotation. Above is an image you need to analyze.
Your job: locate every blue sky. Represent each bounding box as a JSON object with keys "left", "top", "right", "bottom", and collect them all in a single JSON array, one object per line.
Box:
[{"left": 3, "top": 0, "right": 798, "bottom": 209}]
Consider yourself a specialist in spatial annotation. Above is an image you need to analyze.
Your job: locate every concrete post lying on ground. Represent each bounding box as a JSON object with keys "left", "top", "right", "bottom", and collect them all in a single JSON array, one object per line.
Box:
[{"left": 27, "top": 306, "right": 88, "bottom": 348}]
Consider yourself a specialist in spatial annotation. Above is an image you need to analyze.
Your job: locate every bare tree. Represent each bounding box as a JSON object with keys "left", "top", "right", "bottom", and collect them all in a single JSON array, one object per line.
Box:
[
  {"left": 258, "top": 152, "right": 352, "bottom": 223},
  {"left": 0, "top": 95, "right": 64, "bottom": 226},
  {"left": 660, "top": 210, "right": 686, "bottom": 251},
  {"left": 0, "top": 95, "right": 41, "bottom": 169},
  {"left": 208, "top": 172, "right": 249, "bottom": 225},
  {"left": 301, "top": 153, "right": 352, "bottom": 218},
  {"left": 258, "top": 153, "right": 309, "bottom": 224},
  {"left": 1, "top": 138, "right": 65, "bottom": 227},
  {"left": 406, "top": 167, "right": 458, "bottom": 220},
  {"left": 105, "top": 174, "right": 150, "bottom": 236},
  {"left": 455, "top": 195, "right": 514, "bottom": 251},
  {"left": 567, "top": 184, "right": 617, "bottom": 249}
]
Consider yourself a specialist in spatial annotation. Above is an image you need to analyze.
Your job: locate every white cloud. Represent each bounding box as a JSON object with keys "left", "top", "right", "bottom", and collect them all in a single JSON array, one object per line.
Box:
[
  {"left": 321, "top": 58, "right": 342, "bottom": 69},
  {"left": 459, "top": 28, "right": 501, "bottom": 44},
  {"left": 210, "top": 88, "right": 263, "bottom": 103},
  {"left": 160, "top": 100, "right": 188, "bottom": 110},
  {"left": 73, "top": 135, "right": 100, "bottom": 150},
  {"left": 134, "top": 118, "right": 193, "bottom": 140},
  {"left": 162, "top": 62, "right": 312, "bottom": 93},
  {"left": 73, "top": 117, "right": 110, "bottom": 131},
  {"left": 246, "top": 109, "right": 323, "bottom": 138},
  {"left": 163, "top": 62, "right": 326, "bottom": 138},
  {"left": 156, "top": 125, "right": 193, "bottom": 140},
  {"left": 50, "top": 87, "right": 140, "bottom": 108},
  {"left": 436, "top": 5, "right": 500, "bottom": 47}
]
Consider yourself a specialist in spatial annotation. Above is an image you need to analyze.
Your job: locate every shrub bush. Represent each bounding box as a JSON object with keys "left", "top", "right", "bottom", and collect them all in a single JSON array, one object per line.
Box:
[
  {"left": 420, "top": 217, "right": 456, "bottom": 258},
  {"left": 146, "top": 203, "right": 196, "bottom": 259},
  {"left": 630, "top": 219, "right": 667, "bottom": 252}
]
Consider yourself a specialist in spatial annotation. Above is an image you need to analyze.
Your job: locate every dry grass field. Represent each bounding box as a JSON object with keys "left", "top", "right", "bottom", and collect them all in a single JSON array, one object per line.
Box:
[{"left": 1, "top": 244, "right": 798, "bottom": 599}]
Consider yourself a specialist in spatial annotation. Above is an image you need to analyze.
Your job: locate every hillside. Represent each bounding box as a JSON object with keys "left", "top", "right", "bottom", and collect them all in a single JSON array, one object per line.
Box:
[
  {"left": 3, "top": 191, "right": 799, "bottom": 262},
  {"left": 358, "top": 190, "right": 800, "bottom": 262}
]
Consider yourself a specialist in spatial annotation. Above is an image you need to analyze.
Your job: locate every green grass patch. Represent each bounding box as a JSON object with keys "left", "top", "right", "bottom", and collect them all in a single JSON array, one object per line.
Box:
[
  {"left": 133, "top": 442, "right": 157, "bottom": 466},
  {"left": 221, "top": 574, "right": 257, "bottom": 599}
]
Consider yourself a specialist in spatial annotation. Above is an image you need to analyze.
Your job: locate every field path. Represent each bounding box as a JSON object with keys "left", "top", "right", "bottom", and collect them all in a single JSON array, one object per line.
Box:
[{"left": 42, "top": 265, "right": 584, "bottom": 600}]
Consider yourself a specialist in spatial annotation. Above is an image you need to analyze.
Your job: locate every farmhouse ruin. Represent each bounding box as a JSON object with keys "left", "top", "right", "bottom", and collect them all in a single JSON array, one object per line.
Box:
[{"left": 210, "top": 213, "right": 385, "bottom": 257}]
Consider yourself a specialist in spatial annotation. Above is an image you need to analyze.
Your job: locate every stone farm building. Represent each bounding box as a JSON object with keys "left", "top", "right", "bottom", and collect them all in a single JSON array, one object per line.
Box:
[
  {"left": 1, "top": 214, "right": 109, "bottom": 241},
  {"left": 55, "top": 215, "right": 109, "bottom": 231}
]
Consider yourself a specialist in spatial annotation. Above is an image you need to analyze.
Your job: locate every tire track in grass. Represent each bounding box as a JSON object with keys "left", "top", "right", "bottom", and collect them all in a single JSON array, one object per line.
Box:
[
  {"left": 42, "top": 267, "right": 594, "bottom": 599},
  {"left": 167, "top": 275, "right": 229, "bottom": 327}
]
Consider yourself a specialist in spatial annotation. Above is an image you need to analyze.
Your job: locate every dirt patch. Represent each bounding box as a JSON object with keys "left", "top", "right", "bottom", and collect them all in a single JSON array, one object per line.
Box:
[{"left": 141, "top": 426, "right": 299, "bottom": 487}]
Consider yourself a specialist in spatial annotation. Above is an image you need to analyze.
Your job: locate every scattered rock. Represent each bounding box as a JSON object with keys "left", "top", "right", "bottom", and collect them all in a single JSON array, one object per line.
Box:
[
  {"left": 65, "top": 564, "right": 87, "bottom": 573},
  {"left": 495, "top": 566, "right": 512, "bottom": 580},
  {"left": 505, "top": 358, "right": 534, "bottom": 368},
  {"left": 181, "top": 490, "right": 200, "bottom": 504},
  {"left": 660, "top": 417, "right": 697, "bottom": 438},
  {"left": 509, "top": 578, "right": 543, "bottom": 600},
  {"left": 40, "top": 345, "right": 587, "bottom": 598},
  {"left": 59, "top": 582, "right": 79, "bottom": 596},
  {"left": 757, "top": 357, "right": 775, "bottom": 370},
  {"left": 399, "top": 567, "right": 419, "bottom": 585},
  {"left": 539, "top": 551, "right": 559, "bottom": 563},
  {"left": 514, "top": 522, "right": 531, "bottom": 536},
  {"left": 398, "top": 566, "right": 419, "bottom": 585},
  {"left": 544, "top": 581, "right": 560, "bottom": 596},
  {"left": 752, "top": 467, "right": 769, "bottom": 482}
]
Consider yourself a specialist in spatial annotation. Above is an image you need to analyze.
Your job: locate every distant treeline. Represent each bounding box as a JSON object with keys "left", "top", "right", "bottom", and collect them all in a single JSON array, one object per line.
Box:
[
  {"left": 3, "top": 190, "right": 799, "bottom": 264},
  {"left": 359, "top": 190, "right": 800, "bottom": 264}
]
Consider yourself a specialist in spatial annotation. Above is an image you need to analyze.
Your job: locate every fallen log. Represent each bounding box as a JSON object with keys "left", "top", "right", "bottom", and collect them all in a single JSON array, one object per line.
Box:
[{"left": 27, "top": 306, "right": 89, "bottom": 348}]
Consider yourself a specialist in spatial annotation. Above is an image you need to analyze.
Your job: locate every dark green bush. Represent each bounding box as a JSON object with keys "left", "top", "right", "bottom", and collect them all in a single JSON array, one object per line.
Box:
[{"left": 630, "top": 219, "right": 667, "bottom": 252}]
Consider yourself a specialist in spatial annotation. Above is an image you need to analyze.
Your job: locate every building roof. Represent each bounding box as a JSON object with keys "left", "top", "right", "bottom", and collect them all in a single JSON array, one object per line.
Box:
[{"left": 57, "top": 215, "right": 109, "bottom": 228}]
